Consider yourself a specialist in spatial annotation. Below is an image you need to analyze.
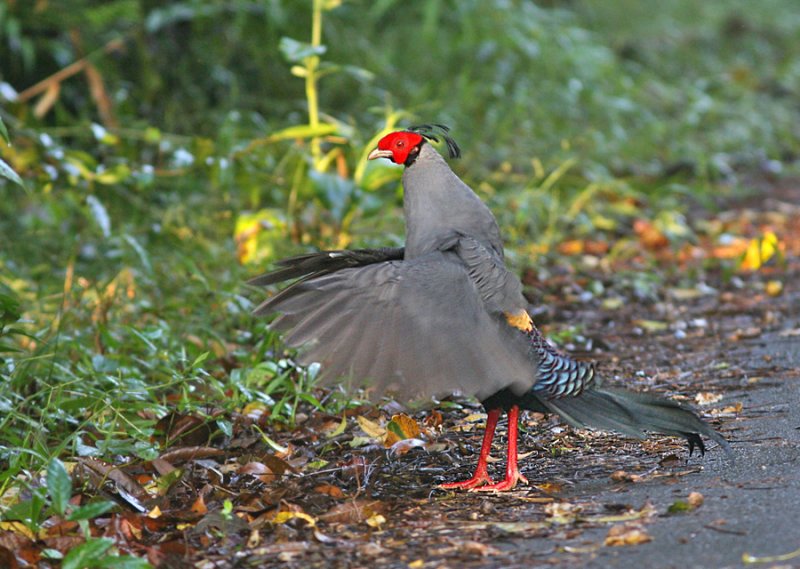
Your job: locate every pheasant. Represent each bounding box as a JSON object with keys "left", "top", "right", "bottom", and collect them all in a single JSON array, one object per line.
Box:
[{"left": 250, "top": 126, "right": 728, "bottom": 491}]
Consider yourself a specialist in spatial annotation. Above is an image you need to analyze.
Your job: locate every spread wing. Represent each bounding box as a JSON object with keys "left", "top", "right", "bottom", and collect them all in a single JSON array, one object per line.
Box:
[{"left": 252, "top": 250, "right": 537, "bottom": 402}]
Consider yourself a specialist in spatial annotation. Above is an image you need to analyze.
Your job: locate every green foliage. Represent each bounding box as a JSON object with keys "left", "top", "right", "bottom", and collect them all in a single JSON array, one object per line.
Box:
[{"left": 0, "top": 2, "right": 798, "bottom": 549}]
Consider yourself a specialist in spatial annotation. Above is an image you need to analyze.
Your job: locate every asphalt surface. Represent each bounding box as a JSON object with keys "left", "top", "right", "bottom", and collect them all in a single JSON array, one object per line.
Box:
[{"left": 509, "top": 321, "right": 800, "bottom": 568}]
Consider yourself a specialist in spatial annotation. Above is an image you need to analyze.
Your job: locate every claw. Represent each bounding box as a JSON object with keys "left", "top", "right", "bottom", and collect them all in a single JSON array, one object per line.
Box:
[
  {"left": 439, "top": 408, "right": 501, "bottom": 491},
  {"left": 439, "top": 470, "right": 495, "bottom": 490},
  {"left": 443, "top": 405, "right": 530, "bottom": 493}
]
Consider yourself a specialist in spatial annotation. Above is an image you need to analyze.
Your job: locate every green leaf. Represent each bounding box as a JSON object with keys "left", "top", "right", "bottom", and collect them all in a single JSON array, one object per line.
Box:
[
  {"left": 46, "top": 458, "right": 72, "bottom": 516},
  {"left": 95, "top": 556, "right": 152, "bottom": 569},
  {"left": 0, "top": 157, "right": 24, "bottom": 187},
  {"left": 268, "top": 123, "right": 337, "bottom": 142},
  {"left": 62, "top": 538, "right": 113, "bottom": 569},
  {"left": 1, "top": 489, "right": 47, "bottom": 531},
  {"left": 86, "top": 195, "right": 111, "bottom": 237},
  {"left": 279, "top": 37, "right": 326, "bottom": 63},
  {"left": 191, "top": 351, "right": 210, "bottom": 369},
  {"left": 0, "top": 116, "right": 9, "bottom": 144},
  {"left": 67, "top": 500, "right": 115, "bottom": 522},
  {"left": 308, "top": 170, "right": 357, "bottom": 221},
  {"left": 216, "top": 418, "right": 233, "bottom": 438}
]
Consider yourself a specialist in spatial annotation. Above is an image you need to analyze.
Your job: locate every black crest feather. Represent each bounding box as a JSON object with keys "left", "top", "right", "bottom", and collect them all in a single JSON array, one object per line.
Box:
[{"left": 407, "top": 123, "right": 461, "bottom": 159}]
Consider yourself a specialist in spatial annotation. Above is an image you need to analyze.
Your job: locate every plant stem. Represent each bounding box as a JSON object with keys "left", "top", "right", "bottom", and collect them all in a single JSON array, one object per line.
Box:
[{"left": 307, "top": 0, "right": 323, "bottom": 170}]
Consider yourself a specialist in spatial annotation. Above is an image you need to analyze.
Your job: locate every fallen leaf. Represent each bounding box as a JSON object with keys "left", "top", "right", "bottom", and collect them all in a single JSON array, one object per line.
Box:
[
  {"left": 695, "top": 392, "right": 723, "bottom": 406},
  {"left": 558, "top": 239, "right": 584, "bottom": 256},
  {"left": 314, "top": 484, "right": 345, "bottom": 499},
  {"left": 159, "top": 446, "right": 224, "bottom": 464},
  {"left": 356, "top": 416, "right": 386, "bottom": 440},
  {"left": 389, "top": 438, "right": 426, "bottom": 455},
  {"left": 386, "top": 413, "right": 421, "bottom": 441},
  {"left": 424, "top": 410, "right": 443, "bottom": 429},
  {"left": 633, "top": 319, "right": 669, "bottom": 333},
  {"left": 545, "top": 502, "right": 581, "bottom": 524},
  {"left": 239, "top": 462, "right": 277, "bottom": 484},
  {"left": 319, "top": 500, "right": 386, "bottom": 524},
  {"left": 765, "top": 280, "right": 783, "bottom": 296},
  {"left": 742, "top": 545, "right": 800, "bottom": 564},
  {"left": 273, "top": 511, "right": 316, "bottom": 528},
  {"left": 365, "top": 514, "right": 386, "bottom": 529},
  {"left": 457, "top": 540, "right": 499, "bottom": 556},
  {"left": 610, "top": 470, "right": 642, "bottom": 483},
  {"left": 604, "top": 523, "right": 652, "bottom": 546},
  {"left": 633, "top": 219, "right": 668, "bottom": 250},
  {"left": 739, "top": 230, "right": 781, "bottom": 271},
  {"left": 687, "top": 492, "right": 704, "bottom": 508}
]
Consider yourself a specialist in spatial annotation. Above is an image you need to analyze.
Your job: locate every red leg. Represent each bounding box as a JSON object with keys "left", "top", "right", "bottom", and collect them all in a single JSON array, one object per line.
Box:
[
  {"left": 471, "top": 405, "right": 528, "bottom": 492},
  {"left": 439, "top": 408, "right": 501, "bottom": 490}
]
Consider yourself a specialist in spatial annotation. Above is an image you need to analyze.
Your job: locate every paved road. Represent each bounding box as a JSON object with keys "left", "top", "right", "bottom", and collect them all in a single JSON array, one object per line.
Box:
[{"left": 519, "top": 325, "right": 800, "bottom": 568}]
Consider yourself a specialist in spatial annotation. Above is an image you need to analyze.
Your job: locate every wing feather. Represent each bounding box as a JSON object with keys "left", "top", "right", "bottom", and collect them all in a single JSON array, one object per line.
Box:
[{"left": 257, "top": 251, "right": 536, "bottom": 402}]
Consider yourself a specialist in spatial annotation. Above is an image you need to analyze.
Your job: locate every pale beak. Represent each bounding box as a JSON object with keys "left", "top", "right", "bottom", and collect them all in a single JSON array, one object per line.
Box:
[{"left": 367, "top": 148, "right": 394, "bottom": 161}]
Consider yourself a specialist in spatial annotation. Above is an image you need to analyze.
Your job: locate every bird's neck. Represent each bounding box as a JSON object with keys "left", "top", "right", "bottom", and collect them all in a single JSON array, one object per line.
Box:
[{"left": 401, "top": 145, "right": 502, "bottom": 259}]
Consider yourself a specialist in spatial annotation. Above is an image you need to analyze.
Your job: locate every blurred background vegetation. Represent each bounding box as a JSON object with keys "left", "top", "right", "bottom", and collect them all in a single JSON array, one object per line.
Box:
[{"left": 1, "top": 0, "right": 799, "bottom": 500}]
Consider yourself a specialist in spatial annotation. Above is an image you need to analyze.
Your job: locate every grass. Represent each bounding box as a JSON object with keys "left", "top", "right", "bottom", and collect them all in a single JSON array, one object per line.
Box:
[{"left": 0, "top": 0, "right": 799, "bottom": 527}]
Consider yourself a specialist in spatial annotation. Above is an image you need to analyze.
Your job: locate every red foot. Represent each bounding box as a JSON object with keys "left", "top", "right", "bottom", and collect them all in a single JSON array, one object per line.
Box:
[
  {"left": 469, "top": 471, "right": 528, "bottom": 492},
  {"left": 470, "top": 405, "right": 528, "bottom": 493},
  {"left": 438, "top": 469, "right": 495, "bottom": 490},
  {"left": 439, "top": 408, "right": 501, "bottom": 491}
]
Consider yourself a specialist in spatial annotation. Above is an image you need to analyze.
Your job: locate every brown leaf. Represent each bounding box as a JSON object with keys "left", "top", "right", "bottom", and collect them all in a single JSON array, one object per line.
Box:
[
  {"left": 76, "top": 457, "right": 151, "bottom": 505},
  {"left": 558, "top": 239, "right": 585, "bottom": 256},
  {"left": 314, "top": 484, "right": 345, "bottom": 499},
  {"left": 424, "top": 409, "right": 443, "bottom": 429},
  {"left": 633, "top": 219, "right": 668, "bottom": 250},
  {"left": 155, "top": 413, "right": 214, "bottom": 447},
  {"left": 610, "top": 470, "right": 642, "bottom": 483},
  {"left": 191, "top": 495, "right": 208, "bottom": 516},
  {"left": 695, "top": 392, "right": 723, "bottom": 406},
  {"left": 150, "top": 458, "right": 176, "bottom": 476},
  {"left": 0, "top": 545, "right": 19, "bottom": 569},
  {"left": 319, "top": 500, "right": 387, "bottom": 524},
  {"left": 159, "top": 446, "right": 225, "bottom": 464},
  {"left": 239, "top": 462, "right": 277, "bottom": 484},
  {"left": 687, "top": 492, "right": 704, "bottom": 509}
]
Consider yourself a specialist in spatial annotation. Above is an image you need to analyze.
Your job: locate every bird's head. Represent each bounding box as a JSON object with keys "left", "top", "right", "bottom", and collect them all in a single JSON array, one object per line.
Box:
[{"left": 367, "top": 124, "right": 461, "bottom": 166}]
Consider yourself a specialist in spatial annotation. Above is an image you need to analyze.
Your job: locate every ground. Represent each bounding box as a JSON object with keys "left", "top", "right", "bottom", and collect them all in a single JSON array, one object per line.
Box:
[
  {"left": 2, "top": 183, "right": 799, "bottom": 569},
  {"left": 201, "top": 180, "right": 800, "bottom": 569}
]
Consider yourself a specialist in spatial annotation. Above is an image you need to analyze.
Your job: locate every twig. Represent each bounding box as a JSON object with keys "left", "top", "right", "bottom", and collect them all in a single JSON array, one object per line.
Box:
[{"left": 16, "top": 37, "right": 125, "bottom": 103}]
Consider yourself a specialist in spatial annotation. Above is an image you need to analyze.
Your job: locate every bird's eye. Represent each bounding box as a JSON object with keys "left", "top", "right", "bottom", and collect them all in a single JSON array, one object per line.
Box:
[{"left": 397, "top": 141, "right": 405, "bottom": 147}]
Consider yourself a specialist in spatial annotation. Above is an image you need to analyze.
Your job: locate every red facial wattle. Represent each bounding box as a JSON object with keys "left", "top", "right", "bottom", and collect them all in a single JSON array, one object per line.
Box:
[{"left": 368, "top": 131, "right": 425, "bottom": 164}]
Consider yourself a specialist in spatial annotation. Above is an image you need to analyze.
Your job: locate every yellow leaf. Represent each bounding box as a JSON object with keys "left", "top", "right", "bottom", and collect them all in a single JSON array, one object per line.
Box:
[
  {"left": 740, "top": 230, "right": 780, "bottom": 271},
  {"left": 147, "top": 505, "right": 162, "bottom": 519},
  {"left": 386, "top": 414, "right": 421, "bottom": 441},
  {"left": 356, "top": 416, "right": 386, "bottom": 440},
  {"left": 234, "top": 209, "right": 287, "bottom": 265},
  {"left": 273, "top": 511, "right": 317, "bottom": 527},
  {"left": 0, "top": 521, "right": 36, "bottom": 540},
  {"left": 766, "top": 280, "right": 783, "bottom": 296},
  {"left": 365, "top": 513, "right": 386, "bottom": 528},
  {"left": 605, "top": 524, "right": 652, "bottom": 547}
]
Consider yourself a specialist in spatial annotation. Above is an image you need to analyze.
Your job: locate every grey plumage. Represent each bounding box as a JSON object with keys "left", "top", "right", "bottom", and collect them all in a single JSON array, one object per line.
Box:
[
  {"left": 253, "top": 249, "right": 536, "bottom": 402},
  {"left": 251, "top": 134, "right": 728, "bottom": 459}
]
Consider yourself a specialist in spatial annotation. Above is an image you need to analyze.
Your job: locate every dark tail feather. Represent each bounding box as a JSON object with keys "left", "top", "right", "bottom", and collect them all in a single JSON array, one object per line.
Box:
[{"left": 541, "top": 387, "right": 731, "bottom": 457}]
